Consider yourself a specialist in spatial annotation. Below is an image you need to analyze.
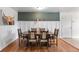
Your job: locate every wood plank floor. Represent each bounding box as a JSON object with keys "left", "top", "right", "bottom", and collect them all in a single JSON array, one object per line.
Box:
[{"left": 1, "top": 39, "right": 79, "bottom": 52}]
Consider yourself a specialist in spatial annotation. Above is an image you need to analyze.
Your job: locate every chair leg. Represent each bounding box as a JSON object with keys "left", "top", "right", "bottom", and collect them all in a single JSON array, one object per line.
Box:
[
  {"left": 36, "top": 42, "right": 38, "bottom": 47},
  {"left": 56, "top": 38, "right": 58, "bottom": 46},
  {"left": 21, "top": 40, "right": 23, "bottom": 47},
  {"left": 49, "top": 39, "right": 51, "bottom": 46},
  {"left": 19, "top": 39, "right": 20, "bottom": 47},
  {"left": 47, "top": 42, "right": 49, "bottom": 47},
  {"left": 36, "top": 41, "right": 38, "bottom": 47},
  {"left": 49, "top": 39, "right": 51, "bottom": 47},
  {"left": 28, "top": 42, "right": 30, "bottom": 47},
  {"left": 53, "top": 39, "right": 55, "bottom": 45},
  {"left": 39, "top": 42, "right": 41, "bottom": 48},
  {"left": 19, "top": 38, "right": 22, "bottom": 47},
  {"left": 23, "top": 39, "right": 26, "bottom": 48},
  {"left": 23, "top": 40, "right": 25, "bottom": 48}
]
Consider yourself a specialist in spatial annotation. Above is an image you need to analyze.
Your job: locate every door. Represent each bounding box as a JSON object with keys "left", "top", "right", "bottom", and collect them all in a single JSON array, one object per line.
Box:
[{"left": 60, "top": 14, "right": 72, "bottom": 39}]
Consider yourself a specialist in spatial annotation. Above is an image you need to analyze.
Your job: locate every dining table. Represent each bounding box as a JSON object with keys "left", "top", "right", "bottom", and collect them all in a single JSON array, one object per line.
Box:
[{"left": 22, "top": 30, "right": 54, "bottom": 47}]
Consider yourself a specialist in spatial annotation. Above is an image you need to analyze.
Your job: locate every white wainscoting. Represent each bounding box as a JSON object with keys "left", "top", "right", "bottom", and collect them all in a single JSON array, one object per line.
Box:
[
  {"left": 0, "top": 7, "right": 18, "bottom": 51},
  {"left": 18, "top": 21, "right": 60, "bottom": 33}
]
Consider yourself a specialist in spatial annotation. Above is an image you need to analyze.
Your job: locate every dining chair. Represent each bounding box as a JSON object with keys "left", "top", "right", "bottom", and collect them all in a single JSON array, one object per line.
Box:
[
  {"left": 39, "top": 31, "right": 49, "bottom": 47},
  {"left": 18, "top": 29, "right": 27, "bottom": 48},
  {"left": 18, "top": 29, "right": 23, "bottom": 47},
  {"left": 53, "top": 28, "right": 59, "bottom": 46},
  {"left": 31, "top": 28, "right": 37, "bottom": 32},
  {"left": 40, "top": 28, "right": 45, "bottom": 32},
  {"left": 28, "top": 31, "right": 37, "bottom": 47}
]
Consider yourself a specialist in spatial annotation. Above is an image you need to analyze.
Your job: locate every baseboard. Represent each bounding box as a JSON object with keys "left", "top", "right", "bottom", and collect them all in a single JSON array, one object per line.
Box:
[
  {"left": 61, "top": 37, "right": 72, "bottom": 39},
  {"left": 0, "top": 39, "right": 17, "bottom": 51},
  {"left": 61, "top": 38, "right": 79, "bottom": 50}
]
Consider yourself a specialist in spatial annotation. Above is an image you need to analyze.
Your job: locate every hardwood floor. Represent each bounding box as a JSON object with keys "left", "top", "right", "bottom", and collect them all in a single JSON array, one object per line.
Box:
[{"left": 1, "top": 39, "right": 79, "bottom": 52}]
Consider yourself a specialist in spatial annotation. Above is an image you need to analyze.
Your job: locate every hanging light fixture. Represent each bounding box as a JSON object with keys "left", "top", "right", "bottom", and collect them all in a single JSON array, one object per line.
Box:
[{"left": 35, "top": 7, "right": 45, "bottom": 10}]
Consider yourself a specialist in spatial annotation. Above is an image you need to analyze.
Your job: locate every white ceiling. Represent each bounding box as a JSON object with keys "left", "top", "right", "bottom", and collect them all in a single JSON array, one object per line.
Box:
[{"left": 12, "top": 7, "right": 79, "bottom": 12}]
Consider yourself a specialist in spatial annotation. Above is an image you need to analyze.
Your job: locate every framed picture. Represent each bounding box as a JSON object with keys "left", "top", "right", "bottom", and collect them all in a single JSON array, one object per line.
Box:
[{"left": 3, "top": 16, "right": 14, "bottom": 25}]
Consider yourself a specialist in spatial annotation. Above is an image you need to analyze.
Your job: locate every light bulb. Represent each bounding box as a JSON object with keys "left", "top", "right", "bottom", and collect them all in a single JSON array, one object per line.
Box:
[{"left": 36, "top": 7, "right": 45, "bottom": 10}]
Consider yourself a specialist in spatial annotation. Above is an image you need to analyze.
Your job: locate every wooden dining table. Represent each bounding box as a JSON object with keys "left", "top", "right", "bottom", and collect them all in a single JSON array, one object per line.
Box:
[{"left": 22, "top": 31, "right": 54, "bottom": 47}]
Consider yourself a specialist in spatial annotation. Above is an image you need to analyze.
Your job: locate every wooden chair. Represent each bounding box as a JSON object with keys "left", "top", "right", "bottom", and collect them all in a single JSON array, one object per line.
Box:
[
  {"left": 40, "top": 28, "right": 45, "bottom": 32},
  {"left": 18, "top": 29, "right": 27, "bottom": 47},
  {"left": 31, "top": 28, "right": 37, "bottom": 32},
  {"left": 39, "top": 31, "right": 49, "bottom": 47},
  {"left": 28, "top": 31, "right": 37, "bottom": 47},
  {"left": 18, "top": 29, "right": 23, "bottom": 47},
  {"left": 53, "top": 28, "right": 59, "bottom": 46}
]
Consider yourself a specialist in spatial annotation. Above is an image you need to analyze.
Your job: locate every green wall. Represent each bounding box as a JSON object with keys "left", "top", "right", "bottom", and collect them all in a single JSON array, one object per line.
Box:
[{"left": 18, "top": 12, "right": 60, "bottom": 21}]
